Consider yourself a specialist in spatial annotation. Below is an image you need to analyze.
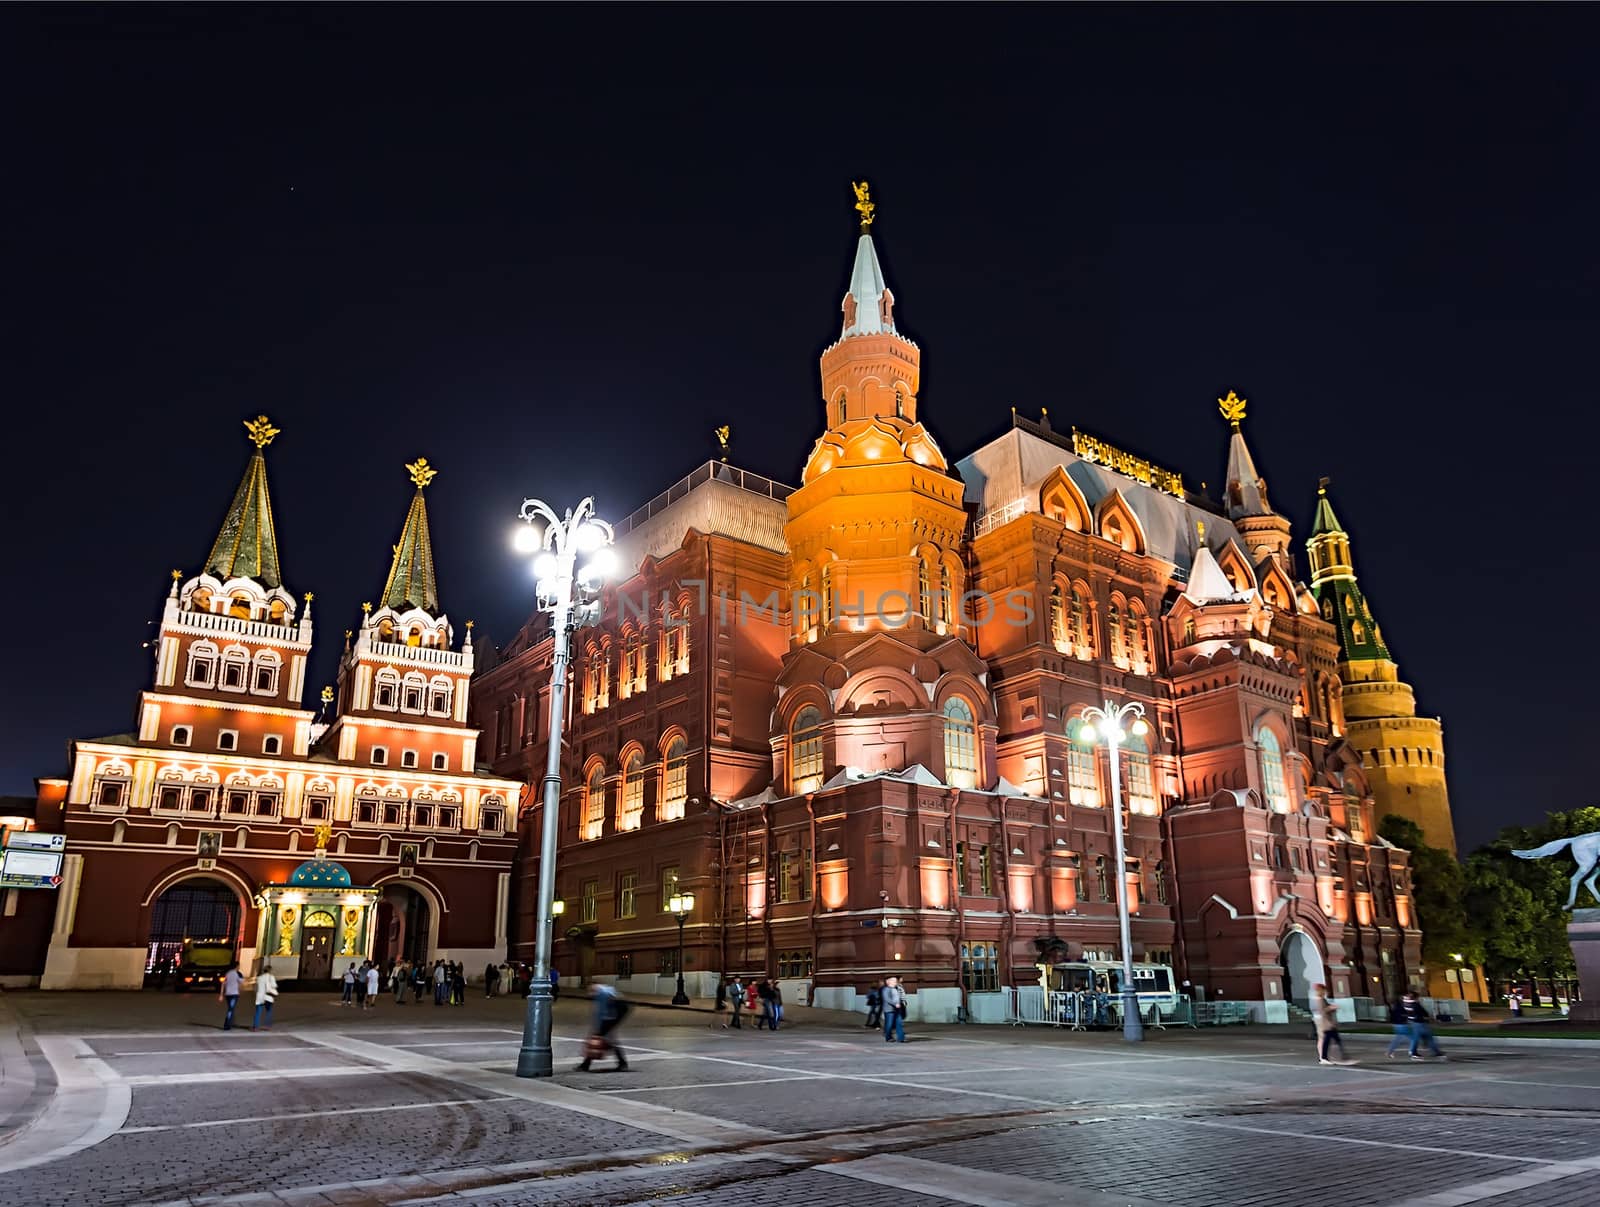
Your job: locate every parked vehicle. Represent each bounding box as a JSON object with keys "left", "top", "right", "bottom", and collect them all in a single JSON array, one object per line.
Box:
[{"left": 176, "top": 940, "right": 236, "bottom": 992}]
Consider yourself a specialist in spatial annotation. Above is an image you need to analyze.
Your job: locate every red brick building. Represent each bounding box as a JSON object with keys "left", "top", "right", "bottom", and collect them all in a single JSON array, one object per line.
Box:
[
  {"left": 35, "top": 425, "right": 522, "bottom": 989},
  {"left": 473, "top": 207, "right": 1426, "bottom": 1022}
]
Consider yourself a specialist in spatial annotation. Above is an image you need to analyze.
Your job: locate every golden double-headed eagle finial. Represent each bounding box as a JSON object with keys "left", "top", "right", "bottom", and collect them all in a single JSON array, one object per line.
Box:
[
  {"left": 406, "top": 457, "right": 437, "bottom": 488},
  {"left": 1217, "top": 390, "right": 1247, "bottom": 430},
  {"left": 244, "top": 414, "right": 281, "bottom": 448},
  {"left": 852, "top": 180, "right": 875, "bottom": 230},
  {"left": 320, "top": 685, "right": 334, "bottom": 704},
  {"left": 714, "top": 425, "right": 731, "bottom": 461}
]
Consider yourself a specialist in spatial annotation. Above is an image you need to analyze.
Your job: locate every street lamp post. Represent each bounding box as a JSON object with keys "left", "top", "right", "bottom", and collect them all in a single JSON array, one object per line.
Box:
[
  {"left": 1078, "top": 698, "right": 1150, "bottom": 1044},
  {"left": 668, "top": 892, "right": 694, "bottom": 1005},
  {"left": 512, "top": 496, "right": 616, "bottom": 1078}
]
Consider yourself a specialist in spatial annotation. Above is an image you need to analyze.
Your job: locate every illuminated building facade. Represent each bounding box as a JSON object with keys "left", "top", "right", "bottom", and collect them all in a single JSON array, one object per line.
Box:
[
  {"left": 38, "top": 426, "right": 521, "bottom": 989},
  {"left": 475, "top": 195, "right": 1436, "bottom": 1021}
]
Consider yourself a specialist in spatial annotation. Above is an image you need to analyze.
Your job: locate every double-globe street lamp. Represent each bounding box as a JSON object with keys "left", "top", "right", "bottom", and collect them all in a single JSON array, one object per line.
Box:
[
  {"left": 512, "top": 496, "right": 617, "bottom": 1078},
  {"left": 1077, "top": 698, "right": 1150, "bottom": 1044},
  {"left": 668, "top": 892, "right": 695, "bottom": 1005}
]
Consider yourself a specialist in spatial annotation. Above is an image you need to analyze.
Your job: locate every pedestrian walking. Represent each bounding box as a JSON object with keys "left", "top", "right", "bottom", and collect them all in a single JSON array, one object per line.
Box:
[
  {"left": 485, "top": 962, "right": 499, "bottom": 998},
  {"left": 219, "top": 962, "right": 243, "bottom": 1031},
  {"left": 365, "top": 962, "right": 380, "bottom": 1009},
  {"left": 769, "top": 980, "right": 784, "bottom": 1031},
  {"left": 1311, "top": 983, "right": 1352, "bottom": 1065},
  {"left": 714, "top": 977, "right": 728, "bottom": 1027},
  {"left": 452, "top": 962, "right": 466, "bottom": 1005},
  {"left": 341, "top": 963, "right": 356, "bottom": 1006},
  {"left": 251, "top": 963, "right": 279, "bottom": 1031},
  {"left": 1390, "top": 992, "right": 1445, "bottom": 1060},
  {"left": 754, "top": 978, "right": 772, "bottom": 1030},
  {"left": 745, "top": 977, "right": 759, "bottom": 1023},
  {"left": 865, "top": 981, "right": 883, "bottom": 1029},
  {"left": 726, "top": 976, "right": 744, "bottom": 1029},
  {"left": 1509, "top": 990, "right": 1523, "bottom": 1018},
  {"left": 393, "top": 960, "right": 409, "bottom": 1004},
  {"left": 412, "top": 961, "right": 428, "bottom": 1003},
  {"left": 433, "top": 960, "right": 447, "bottom": 1005},
  {"left": 882, "top": 975, "right": 907, "bottom": 1043},
  {"left": 575, "top": 984, "right": 630, "bottom": 1072},
  {"left": 354, "top": 960, "right": 368, "bottom": 1009}
]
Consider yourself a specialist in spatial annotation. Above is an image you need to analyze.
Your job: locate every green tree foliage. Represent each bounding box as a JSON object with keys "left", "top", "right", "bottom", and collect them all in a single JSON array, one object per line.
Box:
[{"left": 1378, "top": 815, "right": 1480, "bottom": 967}]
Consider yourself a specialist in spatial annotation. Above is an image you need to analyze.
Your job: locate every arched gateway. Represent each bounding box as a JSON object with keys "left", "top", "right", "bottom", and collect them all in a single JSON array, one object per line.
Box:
[
  {"left": 1281, "top": 929, "right": 1326, "bottom": 1009},
  {"left": 145, "top": 876, "right": 242, "bottom": 986}
]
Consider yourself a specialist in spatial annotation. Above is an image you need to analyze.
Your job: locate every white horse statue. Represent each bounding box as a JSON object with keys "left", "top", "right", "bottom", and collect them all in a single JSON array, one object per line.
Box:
[{"left": 1514, "top": 832, "right": 1600, "bottom": 909}]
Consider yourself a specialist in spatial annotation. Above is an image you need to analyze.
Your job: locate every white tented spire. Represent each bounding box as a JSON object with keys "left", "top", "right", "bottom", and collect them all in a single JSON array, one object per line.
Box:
[
  {"left": 840, "top": 233, "right": 895, "bottom": 337},
  {"left": 1185, "top": 545, "right": 1248, "bottom": 604},
  {"left": 1225, "top": 428, "right": 1271, "bottom": 518}
]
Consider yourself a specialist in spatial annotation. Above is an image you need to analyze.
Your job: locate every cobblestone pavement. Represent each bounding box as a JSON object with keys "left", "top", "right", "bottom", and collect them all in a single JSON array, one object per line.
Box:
[{"left": 2, "top": 991, "right": 1599, "bottom": 1206}]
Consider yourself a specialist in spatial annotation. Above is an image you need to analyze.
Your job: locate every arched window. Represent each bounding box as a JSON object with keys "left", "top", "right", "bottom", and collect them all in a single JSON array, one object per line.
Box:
[
  {"left": 581, "top": 764, "right": 605, "bottom": 841},
  {"left": 1154, "top": 860, "right": 1169, "bottom": 905},
  {"left": 250, "top": 650, "right": 281, "bottom": 695},
  {"left": 401, "top": 673, "right": 426, "bottom": 714},
  {"left": 791, "top": 706, "right": 824, "bottom": 790},
  {"left": 1094, "top": 855, "right": 1110, "bottom": 901},
  {"left": 1070, "top": 585, "right": 1091, "bottom": 657},
  {"left": 1122, "top": 731, "right": 1156, "bottom": 813},
  {"left": 820, "top": 562, "right": 835, "bottom": 630},
  {"left": 943, "top": 697, "right": 978, "bottom": 786},
  {"left": 658, "top": 609, "right": 676, "bottom": 680},
  {"left": 918, "top": 559, "right": 932, "bottom": 624},
  {"left": 1129, "top": 601, "right": 1152, "bottom": 674},
  {"left": 674, "top": 607, "right": 690, "bottom": 673},
  {"left": 428, "top": 677, "right": 453, "bottom": 717},
  {"left": 659, "top": 736, "right": 688, "bottom": 821},
  {"left": 374, "top": 669, "right": 399, "bottom": 711},
  {"left": 1066, "top": 719, "right": 1100, "bottom": 806},
  {"left": 622, "top": 632, "right": 646, "bottom": 697},
  {"left": 1257, "top": 727, "right": 1290, "bottom": 813},
  {"left": 1321, "top": 597, "right": 1335, "bottom": 621},
  {"left": 1048, "top": 583, "right": 1067, "bottom": 651},
  {"left": 186, "top": 642, "right": 218, "bottom": 688},
  {"left": 1107, "top": 601, "right": 1125, "bottom": 667},
  {"left": 618, "top": 750, "right": 644, "bottom": 831},
  {"left": 228, "top": 593, "right": 253, "bottom": 620},
  {"left": 938, "top": 563, "right": 954, "bottom": 626},
  {"left": 219, "top": 647, "right": 249, "bottom": 692}
]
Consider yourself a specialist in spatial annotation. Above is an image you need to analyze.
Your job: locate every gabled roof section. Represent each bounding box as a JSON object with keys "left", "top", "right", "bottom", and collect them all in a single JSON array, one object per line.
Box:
[
  {"left": 1184, "top": 546, "right": 1249, "bottom": 604},
  {"left": 380, "top": 458, "right": 440, "bottom": 616},
  {"left": 204, "top": 415, "right": 284, "bottom": 589}
]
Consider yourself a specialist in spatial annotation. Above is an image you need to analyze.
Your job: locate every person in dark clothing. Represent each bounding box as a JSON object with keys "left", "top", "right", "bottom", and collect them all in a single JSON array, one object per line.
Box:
[
  {"left": 576, "top": 985, "right": 629, "bottom": 1072},
  {"left": 726, "top": 977, "right": 744, "bottom": 1029},
  {"left": 755, "top": 979, "right": 773, "bottom": 1030},
  {"left": 1390, "top": 992, "right": 1445, "bottom": 1060},
  {"left": 865, "top": 982, "right": 883, "bottom": 1029}
]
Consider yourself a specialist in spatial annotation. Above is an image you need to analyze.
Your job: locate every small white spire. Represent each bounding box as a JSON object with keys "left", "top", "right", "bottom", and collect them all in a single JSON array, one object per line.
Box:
[
  {"left": 840, "top": 234, "right": 895, "bottom": 337},
  {"left": 1185, "top": 545, "right": 1246, "bottom": 604}
]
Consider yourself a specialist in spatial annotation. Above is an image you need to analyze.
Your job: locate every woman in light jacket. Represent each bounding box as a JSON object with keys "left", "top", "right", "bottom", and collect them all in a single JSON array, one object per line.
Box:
[{"left": 252, "top": 964, "right": 280, "bottom": 1031}]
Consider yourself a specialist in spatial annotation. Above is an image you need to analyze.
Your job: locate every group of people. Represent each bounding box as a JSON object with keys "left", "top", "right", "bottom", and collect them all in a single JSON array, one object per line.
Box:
[
  {"left": 863, "top": 976, "right": 909, "bottom": 1042},
  {"left": 218, "top": 961, "right": 277, "bottom": 1031},
  {"left": 338, "top": 961, "right": 383, "bottom": 1008},
  {"left": 715, "top": 976, "right": 786, "bottom": 1030},
  {"left": 1311, "top": 984, "right": 1446, "bottom": 1065}
]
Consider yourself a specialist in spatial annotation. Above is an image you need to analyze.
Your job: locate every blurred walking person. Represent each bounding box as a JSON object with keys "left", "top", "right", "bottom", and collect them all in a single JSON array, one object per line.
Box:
[
  {"left": 575, "top": 984, "right": 630, "bottom": 1072},
  {"left": 1311, "top": 983, "right": 1352, "bottom": 1065},
  {"left": 882, "top": 975, "right": 907, "bottom": 1043},
  {"left": 251, "top": 963, "right": 279, "bottom": 1031}
]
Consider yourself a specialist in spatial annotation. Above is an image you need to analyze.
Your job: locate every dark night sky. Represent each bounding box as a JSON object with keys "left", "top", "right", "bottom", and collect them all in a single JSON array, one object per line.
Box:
[{"left": 5, "top": 7, "right": 1596, "bottom": 851}]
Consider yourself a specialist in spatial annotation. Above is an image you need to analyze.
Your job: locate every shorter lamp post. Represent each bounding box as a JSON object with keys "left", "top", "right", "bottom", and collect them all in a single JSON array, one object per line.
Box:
[
  {"left": 668, "top": 892, "right": 694, "bottom": 1005},
  {"left": 1450, "top": 952, "right": 1465, "bottom": 1000},
  {"left": 1077, "top": 698, "right": 1150, "bottom": 1043}
]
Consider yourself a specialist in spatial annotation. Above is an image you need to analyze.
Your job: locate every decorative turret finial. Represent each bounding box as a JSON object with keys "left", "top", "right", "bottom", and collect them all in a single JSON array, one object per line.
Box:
[
  {"left": 244, "top": 414, "right": 281, "bottom": 448},
  {"left": 714, "top": 425, "right": 731, "bottom": 462},
  {"left": 171, "top": 569, "right": 183, "bottom": 581},
  {"left": 405, "top": 457, "right": 437, "bottom": 489},
  {"left": 1318, "top": 475, "right": 1331, "bottom": 496},
  {"left": 852, "top": 180, "right": 876, "bottom": 231},
  {"left": 465, "top": 619, "right": 475, "bottom": 630},
  {"left": 304, "top": 592, "right": 314, "bottom": 603},
  {"left": 1218, "top": 390, "right": 1247, "bottom": 430},
  {"left": 361, "top": 601, "right": 372, "bottom": 614},
  {"left": 320, "top": 685, "right": 333, "bottom": 704}
]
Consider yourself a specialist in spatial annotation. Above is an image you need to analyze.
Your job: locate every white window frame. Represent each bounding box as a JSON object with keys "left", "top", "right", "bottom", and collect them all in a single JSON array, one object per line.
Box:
[
  {"left": 371, "top": 746, "right": 388, "bottom": 767},
  {"left": 170, "top": 725, "right": 192, "bottom": 747},
  {"left": 432, "top": 752, "right": 448, "bottom": 771},
  {"left": 217, "top": 729, "right": 239, "bottom": 752},
  {"left": 263, "top": 734, "right": 282, "bottom": 755}
]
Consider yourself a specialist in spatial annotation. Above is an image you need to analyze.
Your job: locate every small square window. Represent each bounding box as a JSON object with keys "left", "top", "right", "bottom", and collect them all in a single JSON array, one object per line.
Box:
[
  {"left": 439, "top": 807, "right": 457, "bottom": 829},
  {"left": 226, "top": 792, "right": 249, "bottom": 815},
  {"left": 372, "top": 747, "right": 387, "bottom": 766},
  {"left": 404, "top": 689, "right": 423, "bottom": 712},
  {"left": 357, "top": 801, "right": 378, "bottom": 824},
  {"left": 432, "top": 753, "right": 448, "bottom": 771},
  {"left": 188, "top": 789, "right": 212, "bottom": 812},
  {"left": 171, "top": 726, "right": 192, "bottom": 747},
  {"left": 306, "top": 796, "right": 330, "bottom": 821},
  {"left": 255, "top": 794, "right": 279, "bottom": 817},
  {"left": 158, "top": 786, "right": 183, "bottom": 811},
  {"left": 376, "top": 684, "right": 396, "bottom": 710},
  {"left": 218, "top": 731, "right": 238, "bottom": 751},
  {"left": 263, "top": 735, "right": 281, "bottom": 755},
  {"left": 222, "top": 663, "right": 245, "bottom": 689},
  {"left": 480, "top": 809, "right": 502, "bottom": 834},
  {"left": 383, "top": 804, "right": 402, "bottom": 825},
  {"left": 414, "top": 805, "right": 434, "bottom": 829},
  {"left": 401, "top": 750, "right": 418, "bottom": 769}
]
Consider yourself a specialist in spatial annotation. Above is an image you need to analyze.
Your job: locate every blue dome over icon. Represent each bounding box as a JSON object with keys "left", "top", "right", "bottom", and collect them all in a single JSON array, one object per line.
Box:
[{"left": 287, "top": 859, "right": 353, "bottom": 888}]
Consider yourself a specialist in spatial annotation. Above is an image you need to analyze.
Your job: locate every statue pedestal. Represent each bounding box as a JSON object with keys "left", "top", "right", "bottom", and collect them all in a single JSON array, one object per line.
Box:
[{"left": 1567, "top": 909, "right": 1600, "bottom": 1023}]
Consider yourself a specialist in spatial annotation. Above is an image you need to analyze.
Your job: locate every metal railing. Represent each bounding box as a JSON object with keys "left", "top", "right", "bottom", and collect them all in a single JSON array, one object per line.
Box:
[
  {"left": 612, "top": 461, "right": 795, "bottom": 538},
  {"left": 1004, "top": 987, "right": 1195, "bottom": 1029}
]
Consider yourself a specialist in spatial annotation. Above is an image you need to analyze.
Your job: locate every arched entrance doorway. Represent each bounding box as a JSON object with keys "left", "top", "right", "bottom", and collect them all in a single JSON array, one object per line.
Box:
[
  {"left": 146, "top": 877, "right": 241, "bottom": 989},
  {"left": 375, "top": 884, "right": 433, "bottom": 967},
  {"left": 1281, "top": 930, "right": 1326, "bottom": 1009}
]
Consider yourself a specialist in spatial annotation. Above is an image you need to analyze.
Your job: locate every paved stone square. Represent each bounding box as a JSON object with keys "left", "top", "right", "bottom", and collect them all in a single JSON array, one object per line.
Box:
[{"left": 1, "top": 991, "right": 1597, "bottom": 1206}]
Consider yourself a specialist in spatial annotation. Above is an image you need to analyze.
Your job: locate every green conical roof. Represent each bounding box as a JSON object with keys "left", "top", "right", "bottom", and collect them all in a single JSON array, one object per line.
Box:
[
  {"left": 380, "top": 459, "right": 440, "bottom": 615},
  {"left": 1310, "top": 481, "right": 1344, "bottom": 537},
  {"left": 204, "top": 415, "right": 284, "bottom": 589}
]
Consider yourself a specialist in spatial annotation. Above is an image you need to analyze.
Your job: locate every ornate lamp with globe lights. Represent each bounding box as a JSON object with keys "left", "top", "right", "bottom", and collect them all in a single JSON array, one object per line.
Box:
[
  {"left": 511, "top": 496, "right": 617, "bottom": 1078},
  {"left": 1077, "top": 698, "right": 1152, "bottom": 1043}
]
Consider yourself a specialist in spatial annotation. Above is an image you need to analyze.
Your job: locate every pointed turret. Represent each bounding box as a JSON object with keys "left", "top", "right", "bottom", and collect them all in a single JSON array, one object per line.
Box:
[
  {"left": 380, "top": 458, "right": 441, "bottom": 615},
  {"left": 1184, "top": 546, "right": 1249, "bottom": 605},
  {"left": 204, "top": 414, "right": 284, "bottom": 588},
  {"left": 840, "top": 231, "right": 895, "bottom": 337},
  {"left": 1216, "top": 391, "right": 1294, "bottom": 569},
  {"left": 1306, "top": 482, "right": 1389, "bottom": 663}
]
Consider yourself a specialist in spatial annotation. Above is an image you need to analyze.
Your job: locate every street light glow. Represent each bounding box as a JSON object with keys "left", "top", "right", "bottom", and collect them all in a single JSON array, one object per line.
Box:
[
  {"left": 512, "top": 523, "right": 543, "bottom": 554},
  {"left": 532, "top": 551, "right": 558, "bottom": 580}
]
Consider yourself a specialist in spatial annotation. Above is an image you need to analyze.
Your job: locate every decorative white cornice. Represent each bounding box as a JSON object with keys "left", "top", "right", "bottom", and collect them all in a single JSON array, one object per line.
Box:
[{"left": 141, "top": 691, "right": 316, "bottom": 721}]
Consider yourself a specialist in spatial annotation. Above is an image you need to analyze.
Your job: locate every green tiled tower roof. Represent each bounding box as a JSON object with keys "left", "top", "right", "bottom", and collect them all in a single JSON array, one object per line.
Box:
[
  {"left": 204, "top": 415, "right": 284, "bottom": 589},
  {"left": 380, "top": 458, "right": 440, "bottom": 615}
]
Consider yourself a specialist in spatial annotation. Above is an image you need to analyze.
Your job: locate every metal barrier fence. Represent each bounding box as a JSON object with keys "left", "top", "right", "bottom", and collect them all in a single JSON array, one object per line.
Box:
[{"left": 1004, "top": 987, "right": 1198, "bottom": 1029}]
